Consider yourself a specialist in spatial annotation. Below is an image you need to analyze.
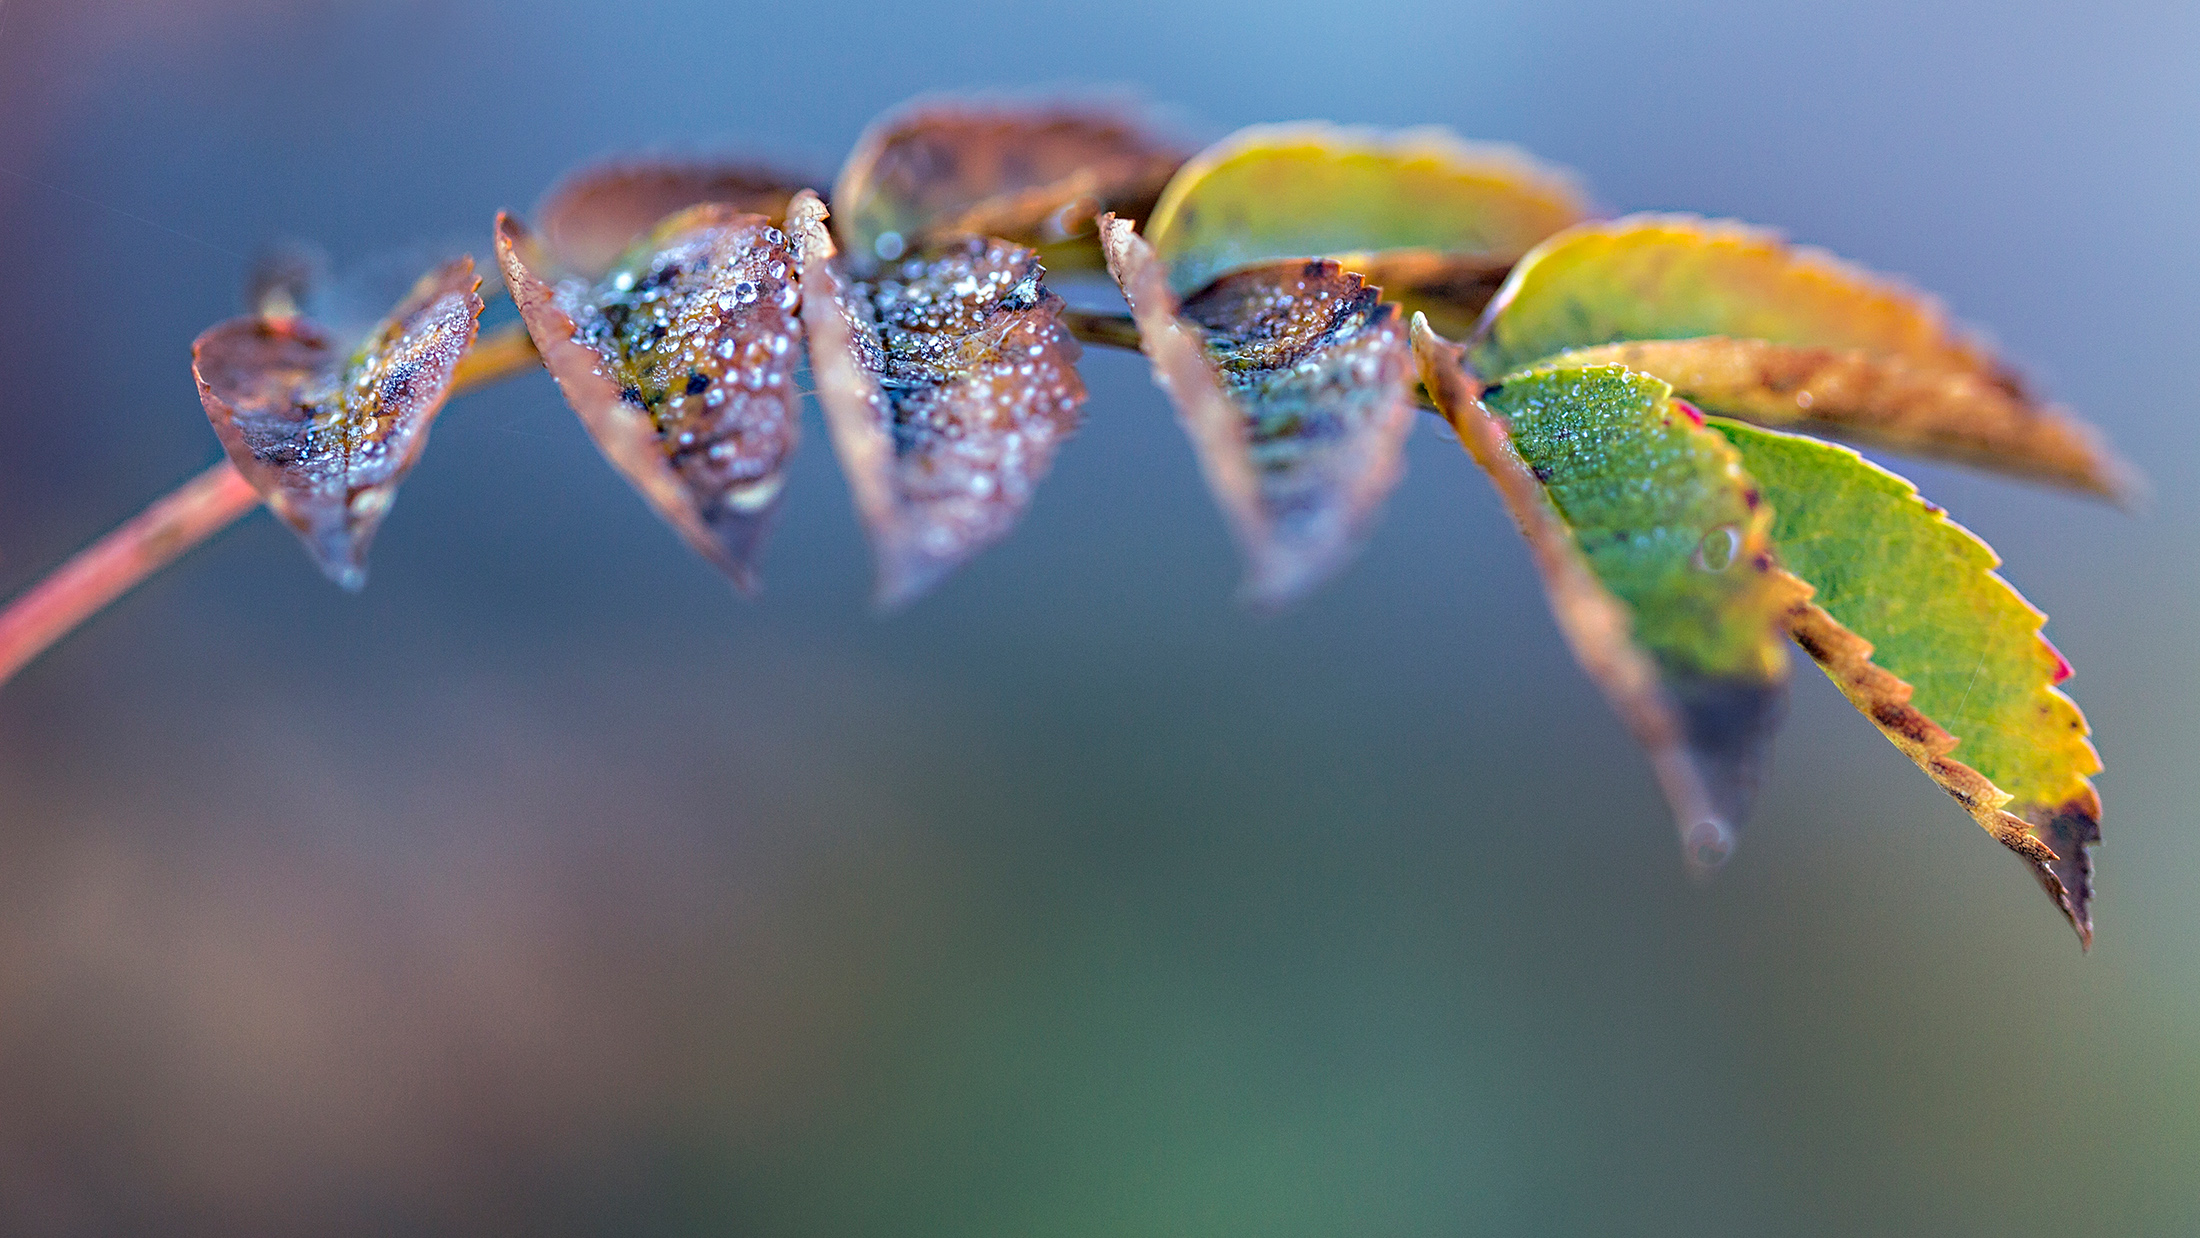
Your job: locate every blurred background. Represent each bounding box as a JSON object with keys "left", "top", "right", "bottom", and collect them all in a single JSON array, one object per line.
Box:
[{"left": 2, "top": 0, "right": 2196, "bottom": 1233}]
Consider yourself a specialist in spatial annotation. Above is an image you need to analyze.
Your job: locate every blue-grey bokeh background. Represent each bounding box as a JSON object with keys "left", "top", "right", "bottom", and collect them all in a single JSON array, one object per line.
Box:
[{"left": 2, "top": 0, "right": 2196, "bottom": 1233}]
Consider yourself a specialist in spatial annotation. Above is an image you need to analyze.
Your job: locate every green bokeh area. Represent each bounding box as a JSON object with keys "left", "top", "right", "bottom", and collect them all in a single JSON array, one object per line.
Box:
[{"left": 3, "top": 1, "right": 2199, "bottom": 1235}]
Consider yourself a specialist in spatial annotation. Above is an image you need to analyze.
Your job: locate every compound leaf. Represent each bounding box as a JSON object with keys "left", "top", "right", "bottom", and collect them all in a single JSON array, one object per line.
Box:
[
  {"left": 1145, "top": 123, "right": 1587, "bottom": 336},
  {"left": 194, "top": 257, "right": 484, "bottom": 589},
  {"left": 1470, "top": 216, "right": 2128, "bottom": 496},
  {"left": 499, "top": 204, "right": 805, "bottom": 591},
  {"left": 1102, "top": 215, "right": 1416, "bottom": 607},
  {"left": 1419, "top": 329, "right": 1804, "bottom": 869},
  {"left": 792, "top": 191, "right": 1087, "bottom": 608},
  {"left": 1710, "top": 417, "right": 2103, "bottom": 943}
]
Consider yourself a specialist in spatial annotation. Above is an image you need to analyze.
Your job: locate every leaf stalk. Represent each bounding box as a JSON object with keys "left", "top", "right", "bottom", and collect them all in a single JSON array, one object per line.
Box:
[{"left": 0, "top": 322, "right": 540, "bottom": 690}]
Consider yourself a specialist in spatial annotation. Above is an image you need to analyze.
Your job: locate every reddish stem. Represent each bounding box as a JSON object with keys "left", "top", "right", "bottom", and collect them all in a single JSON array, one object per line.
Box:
[
  {"left": 0, "top": 322, "right": 540, "bottom": 691},
  {"left": 0, "top": 460, "right": 260, "bottom": 686}
]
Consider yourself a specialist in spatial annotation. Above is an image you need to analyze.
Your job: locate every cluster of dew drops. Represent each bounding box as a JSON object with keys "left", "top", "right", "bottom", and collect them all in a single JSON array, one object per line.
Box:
[
  {"left": 565, "top": 219, "right": 804, "bottom": 506},
  {"left": 1189, "top": 268, "right": 1410, "bottom": 483},
  {"left": 855, "top": 237, "right": 1084, "bottom": 549},
  {"left": 300, "top": 289, "right": 475, "bottom": 497}
]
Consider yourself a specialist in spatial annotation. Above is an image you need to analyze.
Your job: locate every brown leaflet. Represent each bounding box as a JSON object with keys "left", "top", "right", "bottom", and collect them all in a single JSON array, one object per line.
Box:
[
  {"left": 790, "top": 191, "right": 1087, "bottom": 608},
  {"left": 1559, "top": 337, "right": 2130, "bottom": 500},
  {"left": 1410, "top": 318, "right": 1812, "bottom": 872},
  {"left": 833, "top": 102, "right": 1186, "bottom": 271},
  {"left": 1346, "top": 249, "right": 1519, "bottom": 340},
  {"left": 194, "top": 258, "right": 483, "bottom": 590},
  {"left": 534, "top": 157, "right": 809, "bottom": 280},
  {"left": 1099, "top": 215, "right": 1416, "bottom": 607},
  {"left": 497, "top": 205, "right": 804, "bottom": 591},
  {"left": 1784, "top": 577, "right": 2098, "bottom": 944}
]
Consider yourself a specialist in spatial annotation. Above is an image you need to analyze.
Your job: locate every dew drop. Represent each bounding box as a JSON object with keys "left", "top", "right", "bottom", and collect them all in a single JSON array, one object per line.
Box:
[
  {"left": 724, "top": 474, "right": 785, "bottom": 513},
  {"left": 875, "top": 232, "right": 906, "bottom": 261},
  {"left": 1685, "top": 818, "right": 1736, "bottom": 873},
  {"left": 1694, "top": 524, "right": 1743, "bottom": 572}
]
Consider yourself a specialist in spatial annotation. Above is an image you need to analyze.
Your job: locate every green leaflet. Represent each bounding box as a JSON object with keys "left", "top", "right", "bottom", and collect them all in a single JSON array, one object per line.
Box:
[
  {"left": 1709, "top": 418, "right": 2103, "bottom": 940},
  {"left": 1417, "top": 333, "right": 1795, "bottom": 871},
  {"left": 1480, "top": 363, "right": 1801, "bottom": 867},
  {"left": 1143, "top": 124, "right": 1587, "bottom": 337},
  {"left": 1484, "top": 366, "right": 1792, "bottom": 683}
]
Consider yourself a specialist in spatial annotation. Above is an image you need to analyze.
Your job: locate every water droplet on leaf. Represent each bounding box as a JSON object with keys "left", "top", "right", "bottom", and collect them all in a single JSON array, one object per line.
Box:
[{"left": 1695, "top": 524, "right": 1742, "bottom": 572}]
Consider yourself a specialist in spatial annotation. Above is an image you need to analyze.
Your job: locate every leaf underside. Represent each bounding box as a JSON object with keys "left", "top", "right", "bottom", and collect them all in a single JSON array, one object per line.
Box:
[
  {"left": 194, "top": 257, "right": 484, "bottom": 589},
  {"left": 1144, "top": 123, "right": 1588, "bottom": 338},
  {"left": 831, "top": 101, "right": 1186, "bottom": 275},
  {"left": 499, "top": 205, "right": 805, "bottom": 591},
  {"left": 534, "top": 157, "right": 809, "bottom": 281},
  {"left": 1470, "top": 358, "right": 1805, "bottom": 868},
  {"left": 1101, "top": 216, "right": 1417, "bottom": 608},
  {"left": 792, "top": 192, "right": 1087, "bottom": 608},
  {"left": 1469, "top": 216, "right": 2128, "bottom": 496},
  {"left": 1711, "top": 418, "right": 2103, "bottom": 943}
]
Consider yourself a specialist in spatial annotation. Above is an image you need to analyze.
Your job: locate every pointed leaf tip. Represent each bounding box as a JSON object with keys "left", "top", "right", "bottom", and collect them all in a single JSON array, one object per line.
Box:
[
  {"left": 795, "top": 191, "right": 1088, "bottom": 608},
  {"left": 1103, "top": 217, "right": 1416, "bottom": 607},
  {"left": 194, "top": 257, "right": 483, "bottom": 587},
  {"left": 1710, "top": 418, "right": 2103, "bottom": 945},
  {"left": 1411, "top": 321, "right": 1800, "bottom": 866},
  {"left": 499, "top": 204, "right": 806, "bottom": 591}
]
